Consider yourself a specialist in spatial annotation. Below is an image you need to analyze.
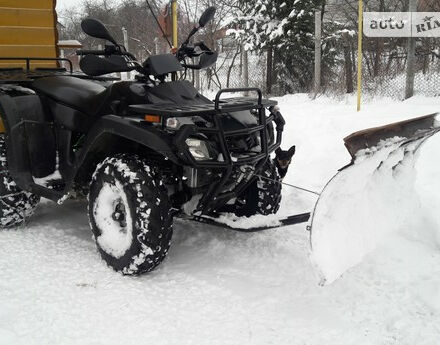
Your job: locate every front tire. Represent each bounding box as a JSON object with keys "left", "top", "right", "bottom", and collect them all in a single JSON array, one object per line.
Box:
[
  {"left": 234, "top": 159, "right": 282, "bottom": 217},
  {"left": 88, "top": 155, "right": 173, "bottom": 275},
  {"left": 0, "top": 134, "right": 40, "bottom": 228}
]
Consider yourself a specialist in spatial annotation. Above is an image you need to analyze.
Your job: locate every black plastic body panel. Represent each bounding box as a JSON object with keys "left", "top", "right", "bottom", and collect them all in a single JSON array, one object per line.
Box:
[
  {"left": 143, "top": 54, "right": 184, "bottom": 76},
  {"left": 145, "top": 80, "right": 211, "bottom": 106},
  {"left": 0, "top": 93, "right": 60, "bottom": 199},
  {"left": 31, "top": 77, "right": 150, "bottom": 117},
  {"left": 48, "top": 100, "right": 94, "bottom": 132},
  {"left": 74, "top": 115, "right": 179, "bottom": 168},
  {"left": 0, "top": 94, "right": 57, "bottom": 178},
  {"left": 31, "top": 76, "right": 106, "bottom": 114},
  {"left": 24, "top": 121, "right": 56, "bottom": 178},
  {"left": 0, "top": 93, "right": 179, "bottom": 201},
  {"left": 14, "top": 95, "right": 84, "bottom": 180}
]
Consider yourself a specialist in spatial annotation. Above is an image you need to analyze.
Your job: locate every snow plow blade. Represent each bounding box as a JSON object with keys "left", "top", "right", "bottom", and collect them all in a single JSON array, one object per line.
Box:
[
  {"left": 343, "top": 113, "right": 440, "bottom": 159},
  {"left": 310, "top": 113, "right": 440, "bottom": 285}
]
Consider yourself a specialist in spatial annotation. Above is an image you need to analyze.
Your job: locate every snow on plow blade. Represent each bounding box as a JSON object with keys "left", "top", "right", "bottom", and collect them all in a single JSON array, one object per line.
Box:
[{"left": 310, "top": 113, "right": 440, "bottom": 285}]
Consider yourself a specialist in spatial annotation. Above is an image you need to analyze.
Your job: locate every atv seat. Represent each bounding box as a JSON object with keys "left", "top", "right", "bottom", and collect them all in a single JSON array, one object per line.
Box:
[{"left": 31, "top": 76, "right": 107, "bottom": 115}]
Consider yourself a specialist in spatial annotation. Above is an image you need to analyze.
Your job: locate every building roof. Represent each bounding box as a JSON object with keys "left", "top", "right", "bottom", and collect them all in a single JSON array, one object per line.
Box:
[{"left": 58, "top": 40, "right": 82, "bottom": 48}]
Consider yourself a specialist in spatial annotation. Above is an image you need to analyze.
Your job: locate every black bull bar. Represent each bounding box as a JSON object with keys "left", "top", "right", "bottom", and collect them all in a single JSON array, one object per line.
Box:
[{"left": 129, "top": 88, "right": 285, "bottom": 214}]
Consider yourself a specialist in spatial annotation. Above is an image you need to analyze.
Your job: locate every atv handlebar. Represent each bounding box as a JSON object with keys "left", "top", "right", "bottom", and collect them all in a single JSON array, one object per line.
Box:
[
  {"left": 177, "top": 42, "right": 211, "bottom": 60},
  {"left": 177, "top": 42, "right": 217, "bottom": 70},
  {"left": 76, "top": 49, "right": 137, "bottom": 60}
]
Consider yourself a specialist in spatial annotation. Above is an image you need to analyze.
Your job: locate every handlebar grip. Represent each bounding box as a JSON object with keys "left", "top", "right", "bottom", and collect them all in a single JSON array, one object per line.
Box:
[{"left": 76, "top": 50, "right": 105, "bottom": 56}]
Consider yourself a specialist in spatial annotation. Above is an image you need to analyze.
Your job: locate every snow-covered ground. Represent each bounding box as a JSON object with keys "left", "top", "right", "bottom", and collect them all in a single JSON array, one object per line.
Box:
[{"left": 1, "top": 94, "right": 440, "bottom": 345}]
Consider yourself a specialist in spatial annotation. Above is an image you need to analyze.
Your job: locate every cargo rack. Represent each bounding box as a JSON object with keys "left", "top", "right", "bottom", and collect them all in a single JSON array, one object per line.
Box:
[{"left": 0, "top": 57, "right": 118, "bottom": 83}]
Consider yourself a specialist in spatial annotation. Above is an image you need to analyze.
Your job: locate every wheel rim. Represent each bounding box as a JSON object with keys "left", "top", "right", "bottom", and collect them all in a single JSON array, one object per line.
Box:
[
  {"left": 112, "top": 201, "right": 127, "bottom": 228},
  {"left": 93, "top": 180, "right": 133, "bottom": 258}
]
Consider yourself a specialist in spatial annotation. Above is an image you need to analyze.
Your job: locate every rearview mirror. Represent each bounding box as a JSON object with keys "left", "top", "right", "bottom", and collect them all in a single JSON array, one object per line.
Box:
[
  {"left": 198, "top": 7, "right": 216, "bottom": 27},
  {"left": 81, "top": 18, "right": 117, "bottom": 45}
]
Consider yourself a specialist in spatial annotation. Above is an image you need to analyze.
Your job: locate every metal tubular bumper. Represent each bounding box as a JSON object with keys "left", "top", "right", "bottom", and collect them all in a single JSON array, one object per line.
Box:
[{"left": 129, "top": 87, "right": 285, "bottom": 214}]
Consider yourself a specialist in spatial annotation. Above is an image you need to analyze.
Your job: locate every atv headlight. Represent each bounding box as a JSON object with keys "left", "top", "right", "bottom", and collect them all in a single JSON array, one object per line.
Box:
[
  {"left": 185, "top": 138, "right": 212, "bottom": 161},
  {"left": 166, "top": 117, "right": 181, "bottom": 129},
  {"left": 166, "top": 117, "right": 200, "bottom": 130}
]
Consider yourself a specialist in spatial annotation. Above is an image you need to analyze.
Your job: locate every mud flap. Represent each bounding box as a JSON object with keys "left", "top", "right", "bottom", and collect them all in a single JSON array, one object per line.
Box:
[{"left": 310, "top": 113, "right": 440, "bottom": 285}]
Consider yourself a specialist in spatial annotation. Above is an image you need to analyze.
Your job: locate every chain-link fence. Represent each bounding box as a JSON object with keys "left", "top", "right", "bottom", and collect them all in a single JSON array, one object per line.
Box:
[
  {"left": 184, "top": 47, "right": 268, "bottom": 95},
  {"left": 317, "top": 18, "right": 440, "bottom": 100},
  {"left": 365, "top": 52, "right": 440, "bottom": 98}
]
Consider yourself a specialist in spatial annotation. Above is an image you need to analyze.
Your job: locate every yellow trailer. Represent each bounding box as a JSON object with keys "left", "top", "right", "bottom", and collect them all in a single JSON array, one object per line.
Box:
[{"left": 0, "top": 0, "right": 59, "bottom": 69}]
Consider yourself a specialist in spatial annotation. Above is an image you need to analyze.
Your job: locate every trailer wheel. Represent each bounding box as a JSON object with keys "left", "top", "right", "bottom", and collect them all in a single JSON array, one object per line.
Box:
[
  {"left": 234, "top": 160, "right": 282, "bottom": 217},
  {"left": 0, "top": 134, "right": 40, "bottom": 228},
  {"left": 88, "top": 154, "right": 173, "bottom": 275}
]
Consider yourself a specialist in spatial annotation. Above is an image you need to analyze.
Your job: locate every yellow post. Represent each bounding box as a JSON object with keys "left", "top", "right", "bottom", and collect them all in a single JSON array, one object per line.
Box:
[
  {"left": 357, "top": 0, "right": 363, "bottom": 112},
  {"left": 171, "top": 0, "right": 178, "bottom": 49}
]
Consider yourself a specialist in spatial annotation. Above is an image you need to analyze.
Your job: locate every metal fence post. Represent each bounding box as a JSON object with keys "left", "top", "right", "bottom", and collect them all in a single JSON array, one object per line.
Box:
[
  {"left": 195, "top": 68, "right": 200, "bottom": 91},
  {"left": 314, "top": 10, "right": 322, "bottom": 98},
  {"left": 266, "top": 47, "right": 273, "bottom": 94},
  {"left": 154, "top": 37, "right": 159, "bottom": 55},
  {"left": 405, "top": 0, "right": 417, "bottom": 99},
  {"left": 356, "top": 0, "right": 363, "bottom": 111},
  {"left": 243, "top": 46, "right": 249, "bottom": 95},
  {"left": 343, "top": 33, "right": 354, "bottom": 93},
  {"left": 122, "top": 27, "right": 130, "bottom": 80}
]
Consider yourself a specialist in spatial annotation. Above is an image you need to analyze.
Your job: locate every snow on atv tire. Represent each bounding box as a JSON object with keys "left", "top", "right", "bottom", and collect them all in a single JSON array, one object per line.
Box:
[
  {"left": 0, "top": 134, "right": 40, "bottom": 228},
  {"left": 235, "top": 160, "right": 281, "bottom": 217},
  {"left": 88, "top": 155, "right": 173, "bottom": 275}
]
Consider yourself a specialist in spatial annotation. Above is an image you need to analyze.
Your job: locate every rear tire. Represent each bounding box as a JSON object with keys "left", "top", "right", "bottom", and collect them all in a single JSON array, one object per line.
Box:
[
  {"left": 234, "top": 159, "right": 282, "bottom": 217},
  {"left": 0, "top": 134, "right": 40, "bottom": 228},
  {"left": 88, "top": 154, "right": 173, "bottom": 275}
]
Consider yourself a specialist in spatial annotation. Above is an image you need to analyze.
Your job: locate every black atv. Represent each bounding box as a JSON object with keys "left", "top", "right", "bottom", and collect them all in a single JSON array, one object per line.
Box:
[{"left": 0, "top": 7, "right": 289, "bottom": 274}]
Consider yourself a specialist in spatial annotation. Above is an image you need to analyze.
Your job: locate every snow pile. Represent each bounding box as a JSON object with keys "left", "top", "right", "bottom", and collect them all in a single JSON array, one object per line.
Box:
[
  {"left": 208, "top": 212, "right": 282, "bottom": 229},
  {"left": 1, "top": 94, "right": 440, "bottom": 344},
  {"left": 310, "top": 136, "right": 424, "bottom": 285}
]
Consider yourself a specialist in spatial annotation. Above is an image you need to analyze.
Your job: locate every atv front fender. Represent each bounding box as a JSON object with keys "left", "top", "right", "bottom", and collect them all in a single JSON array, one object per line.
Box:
[
  {"left": 77, "top": 114, "right": 180, "bottom": 164},
  {"left": 68, "top": 115, "right": 181, "bottom": 190}
]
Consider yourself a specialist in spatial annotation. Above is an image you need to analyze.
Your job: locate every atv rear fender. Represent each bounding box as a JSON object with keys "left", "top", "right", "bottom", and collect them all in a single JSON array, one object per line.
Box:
[{"left": 0, "top": 92, "right": 57, "bottom": 194}]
